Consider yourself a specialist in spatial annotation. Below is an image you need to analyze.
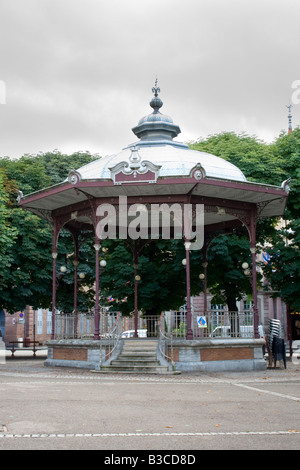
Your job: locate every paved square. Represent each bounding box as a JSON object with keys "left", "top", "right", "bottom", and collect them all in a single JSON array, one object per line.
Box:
[{"left": 0, "top": 356, "right": 299, "bottom": 451}]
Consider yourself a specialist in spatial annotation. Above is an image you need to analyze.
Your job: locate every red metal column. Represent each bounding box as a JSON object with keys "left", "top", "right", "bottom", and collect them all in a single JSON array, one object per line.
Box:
[
  {"left": 133, "top": 240, "right": 139, "bottom": 338},
  {"left": 249, "top": 208, "right": 259, "bottom": 338},
  {"left": 51, "top": 221, "right": 59, "bottom": 340},
  {"left": 185, "top": 241, "right": 193, "bottom": 340},
  {"left": 72, "top": 232, "right": 79, "bottom": 338},
  {"left": 73, "top": 259, "right": 78, "bottom": 312},
  {"left": 202, "top": 244, "right": 208, "bottom": 313}
]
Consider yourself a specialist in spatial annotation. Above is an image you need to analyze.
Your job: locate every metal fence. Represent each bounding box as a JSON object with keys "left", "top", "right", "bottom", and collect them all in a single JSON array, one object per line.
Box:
[
  {"left": 53, "top": 311, "right": 121, "bottom": 340},
  {"left": 53, "top": 309, "right": 256, "bottom": 341},
  {"left": 162, "top": 310, "right": 256, "bottom": 339},
  {"left": 53, "top": 313, "right": 92, "bottom": 340},
  {"left": 121, "top": 315, "right": 159, "bottom": 338}
]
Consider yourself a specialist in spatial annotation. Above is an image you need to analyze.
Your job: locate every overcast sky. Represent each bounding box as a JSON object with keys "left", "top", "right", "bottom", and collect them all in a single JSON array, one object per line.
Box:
[{"left": 0, "top": 0, "right": 299, "bottom": 159}]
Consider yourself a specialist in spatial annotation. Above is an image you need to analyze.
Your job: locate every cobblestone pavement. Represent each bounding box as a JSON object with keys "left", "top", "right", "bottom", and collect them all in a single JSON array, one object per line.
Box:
[{"left": 0, "top": 353, "right": 299, "bottom": 451}]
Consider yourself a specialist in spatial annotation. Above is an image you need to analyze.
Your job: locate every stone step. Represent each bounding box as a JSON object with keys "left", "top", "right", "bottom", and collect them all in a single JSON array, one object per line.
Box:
[
  {"left": 100, "top": 364, "right": 170, "bottom": 373},
  {"left": 122, "top": 342, "right": 158, "bottom": 350},
  {"left": 110, "top": 359, "right": 161, "bottom": 367},
  {"left": 121, "top": 352, "right": 157, "bottom": 358},
  {"left": 98, "top": 338, "right": 180, "bottom": 375}
]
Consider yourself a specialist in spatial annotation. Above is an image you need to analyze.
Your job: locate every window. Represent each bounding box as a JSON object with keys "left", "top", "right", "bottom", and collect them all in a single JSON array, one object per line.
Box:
[
  {"left": 243, "top": 300, "right": 254, "bottom": 311},
  {"left": 47, "top": 310, "right": 52, "bottom": 335},
  {"left": 210, "top": 304, "right": 225, "bottom": 312},
  {"left": 37, "top": 309, "right": 43, "bottom": 335}
]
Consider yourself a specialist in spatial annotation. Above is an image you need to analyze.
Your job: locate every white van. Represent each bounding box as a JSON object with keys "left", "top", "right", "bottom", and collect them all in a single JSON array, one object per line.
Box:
[
  {"left": 210, "top": 325, "right": 264, "bottom": 338},
  {"left": 121, "top": 329, "right": 147, "bottom": 338}
]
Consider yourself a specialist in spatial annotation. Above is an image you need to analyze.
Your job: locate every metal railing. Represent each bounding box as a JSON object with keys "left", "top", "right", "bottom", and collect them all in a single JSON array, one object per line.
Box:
[
  {"left": 53, "top": 309, "right": 256, "bottom": 342},
  {"left": 100, "top": 310, "right": 122, "bottom": 365},
  {"left": 54, "top": 312, "right": 95, "bottom": 340},
  {"left": 121, "top": 315, "right": 159, "bottom": 338},
  {"left": 162, "top": 310, "right": 256, "bottom": 339},
  {"left": 158, "top": 311, "right": 175, "bottom": 368},
  {"left": 53, "top": 310, "right": 121, "bottom": 340}
]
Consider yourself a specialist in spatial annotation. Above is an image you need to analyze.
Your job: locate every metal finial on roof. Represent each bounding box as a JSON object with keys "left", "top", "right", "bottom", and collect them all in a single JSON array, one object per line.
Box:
[
  {"left": 152, "top": 78, "right": 160, "bottom": 97},
  {"left": 150, "top": 79, "right": 163, "bottom": 113},
  {"left": 131, "top": 81, "right": 181, "bottom": 141}
]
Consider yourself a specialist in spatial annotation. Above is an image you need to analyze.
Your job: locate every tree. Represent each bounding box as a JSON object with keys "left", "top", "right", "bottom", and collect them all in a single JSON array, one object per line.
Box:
[
  {"left": 261, "top": 128, "right": 300, "bottom": 310},
  {"left": 189, "top": 132, "right": 284, "bottom": 185},
  {"left": 2, "top": 208, "right": 53, "bottom": 312},
  {"left": 206, "top": 234, "right": 254, "bottom": 310},
  {"left": 0, "top": 169, "right": 18, "bottom": 309},
  {"left": 189, "top": 132, "right": 280, "bottom": 310},
  {"left": 99, "top": 239, "right": 203, "bottom": 317},
  {"left": 192, "top": 129, "right": 300, "bottom": 312},
  {"left": 263, "top": 218, "right": 300, "bottom": 310},
  {"left": 0, "top": 151, "right": 99, "bottom": 313},
  {"left": 55, "top": 229, "right": 97, "bottom": 312}
]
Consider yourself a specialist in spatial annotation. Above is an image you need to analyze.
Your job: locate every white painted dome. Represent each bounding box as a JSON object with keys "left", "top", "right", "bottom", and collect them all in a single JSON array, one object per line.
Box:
[{"left": 76, "top": 144, "right": 247, "bottom": 182}]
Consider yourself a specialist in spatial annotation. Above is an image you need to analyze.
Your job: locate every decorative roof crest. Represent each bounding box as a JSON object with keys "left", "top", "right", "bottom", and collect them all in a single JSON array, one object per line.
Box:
[
  {"left": 129, "top": 146, "right": 142, "bottom": 170},
  {"left": 150, "top": 78, "right": 163, "bottom": 113},
  {"left": 152, "top": 78, "right": 160, "bottom": 97}
]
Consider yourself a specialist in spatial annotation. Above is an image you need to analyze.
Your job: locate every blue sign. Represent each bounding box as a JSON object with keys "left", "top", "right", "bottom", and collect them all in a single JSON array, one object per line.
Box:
[{"left": 197, "top": 316, "right": 207, "bottom": 328}]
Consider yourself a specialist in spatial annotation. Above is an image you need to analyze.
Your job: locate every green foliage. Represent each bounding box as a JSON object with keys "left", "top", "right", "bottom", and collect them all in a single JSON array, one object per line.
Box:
[
  {"left": 261, "top": 219, "right": 300, "bottom": 310},
  {"left": 0, "top": 169, "right": 18, "bottom": 307},
  {"left": 190, "top": 130, "right": 300, "bottom": 310},
  {"left": 0, "top": 156, "right": 52, "bottom": 196},
  {"left": 207, "top": 234, "right": 254, "bottom": 310},
  {"left": 0, "top": 151, "right": 99, "bottom": 312},
  {"left": 37, "top": 150, "right": 99, "bottom": 186},
  {"left": 99, "top": 239, "right": 194, "bottom": 316},
  {"left": 189, "top": 132, "right": 284, "bottom": 185},
  {"left": 270, "top": 128, "right": 300, "bottom": 219},
  {"left": 260, "top": 129, "right": 300, "bottom": 309},
  {"left": 2, "top": 208, "right": 53, "bottom": 312},
  {"left": 172, "top": 321, "right": 186, "bottom": 337}
]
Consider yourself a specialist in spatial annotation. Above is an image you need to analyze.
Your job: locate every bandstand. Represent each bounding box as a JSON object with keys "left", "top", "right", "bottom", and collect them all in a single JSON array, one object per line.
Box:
[{"left": 19, "top": 82, "right": 289, "bottom": 372}]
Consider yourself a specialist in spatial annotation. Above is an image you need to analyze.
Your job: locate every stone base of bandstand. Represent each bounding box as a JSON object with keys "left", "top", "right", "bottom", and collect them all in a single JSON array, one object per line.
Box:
[
  {"left": 45, "top": 340, "right": 101, "bottom": 370},
  {"left": 167, "top": 338, "right": 266, "bottom": 372},
  {"left": 45, "top": 339, "right": 124, "bottom": 370},
  {"left": 45, "top": 338, "right": 266, "bottom": 373}
]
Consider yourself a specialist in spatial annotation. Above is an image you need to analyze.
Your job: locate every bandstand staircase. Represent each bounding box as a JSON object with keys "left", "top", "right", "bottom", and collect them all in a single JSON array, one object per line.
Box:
[{"left": 100, "top": 339, "right": 174, "bottom": 374}]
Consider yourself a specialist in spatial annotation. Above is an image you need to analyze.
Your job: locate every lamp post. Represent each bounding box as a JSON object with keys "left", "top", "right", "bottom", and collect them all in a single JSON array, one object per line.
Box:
[
  {"left": 199, "top": 272, "right": 206, "bottom": 310},
  {"left": 133, "top": 266, "right": 141, "bottom": 338},
  {"left": 202, "top": 261, "right": 208, "bottom": 313}
]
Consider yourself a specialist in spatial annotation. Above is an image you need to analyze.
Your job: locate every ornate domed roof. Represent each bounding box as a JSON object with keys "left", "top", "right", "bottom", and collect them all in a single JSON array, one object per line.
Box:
[
  {"left": 19, "top": 80, "right": 288, "bottom": 225},
  {"left": 76, "top": 81, "right": 247, "bottom": 183},
  {"left": 76, "top": 144, "right": 246, "bottom": 182}
]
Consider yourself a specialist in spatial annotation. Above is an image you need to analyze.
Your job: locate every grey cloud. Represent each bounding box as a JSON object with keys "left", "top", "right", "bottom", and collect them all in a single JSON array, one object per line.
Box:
[{"left": 0, "top": 0, "right": 299, "bottom": 159}]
